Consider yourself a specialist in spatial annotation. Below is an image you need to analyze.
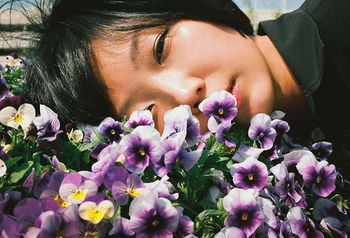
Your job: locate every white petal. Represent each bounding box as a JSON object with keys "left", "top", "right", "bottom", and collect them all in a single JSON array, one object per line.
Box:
[
  {"left": 18, "top": 103, "right": 36, "bottom": 129},
  {"left": 0, "top": 159, "right": 7, "bottom": 177},
  {"left": 0, "top": 106, "right": 18, "bottom": 129},
  {"left": 97, "top": 200, "right": 115, "bottom": 219}
]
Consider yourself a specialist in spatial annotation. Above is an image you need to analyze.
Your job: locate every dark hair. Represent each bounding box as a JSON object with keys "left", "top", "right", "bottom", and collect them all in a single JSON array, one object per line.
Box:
[{"left": 22, "top": 0, "right": 253, "bottom": 125}]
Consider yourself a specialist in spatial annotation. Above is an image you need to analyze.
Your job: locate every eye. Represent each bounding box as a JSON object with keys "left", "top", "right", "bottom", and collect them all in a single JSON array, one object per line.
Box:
[{"left": 153, "top": 27, "right": 169, "bottom": 65}]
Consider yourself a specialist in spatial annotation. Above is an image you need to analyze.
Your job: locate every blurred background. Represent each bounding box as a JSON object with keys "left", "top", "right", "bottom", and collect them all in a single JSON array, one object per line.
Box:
[{"left": 0, "top": 0, "right": 305, "bottom": 62}]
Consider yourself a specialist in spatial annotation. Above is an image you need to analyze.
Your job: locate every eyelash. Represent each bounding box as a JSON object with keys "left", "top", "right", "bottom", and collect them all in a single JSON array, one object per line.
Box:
[
  {"left": 153, "top": 27, "right": 169, "bottom": 65},
  {"left": 145, "top": 104, "right": 154, "bottom": 112}
]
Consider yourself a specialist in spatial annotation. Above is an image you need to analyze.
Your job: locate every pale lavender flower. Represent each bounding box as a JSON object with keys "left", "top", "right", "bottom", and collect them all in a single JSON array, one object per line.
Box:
[
  {"left": 144, "top": 175, "right": 179, "bottom": 201},
  {"left": 208, "top": 118, "right": 236, "bottom": 147},
  {"left": 162, "top": 105, "right": 200, "bottom": 147},
  {"left": 111, "top": 172, "right": 146, "bottom": 206},
  {"left": 248, "top": 113, "right": 276, "bottom": 149},
  {"left": 310, "top": 141, "right": 333, "bottom": 161},
  {"left": 287, "top": 207, "right": 324, "bottom": 238},
  {"left": 98, "top": 117, "right": 124, "bottom": 142},
  {"left": 214, "top": 227, "right": 246, "bottom": 238},
  {"left": 125, "top": 110, "right": 154, "bottom": 128},
  {"left": 296, "top": 155, "right": 336, "bottom": 197},
  {"left": 121, "top": 126, "right": 162, "bottom": 174},
  {"left": 129, "top": 190, "right": 179, "bottom": 237},
  {"left": 33, "top": 105, "right": 63, "bottom": 142},
  {"left": 232, "top": 144, "right": 266, "bottom": 163},
  {"left": 59, "top": 172, "right": 98, "bottom": 204},
  {"left": 223, "top": 188, "right": 265, "bottom": 237},
  {"left": 109, "top": 217, "right": 135, "bottom": 237},
  {"left": 198, "top": 90, "right": 238, "bottom": 122},
  {"left": 103, "top": 166, "right": 129, "bottom": 190},
  {"left": 230, "top": 157, "right": 268, "bottom": 190}
]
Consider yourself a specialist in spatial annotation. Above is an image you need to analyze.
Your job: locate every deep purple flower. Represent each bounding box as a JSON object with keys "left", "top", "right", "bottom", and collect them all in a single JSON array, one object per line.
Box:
[
  {"left": 248, "top": 113, "right": 276, "bottom": 149},
  {"left": 111, "top": 171, "right": 145, "bottom": 206},
  {"left": 24, "top": 210, "right": 62, "bottom": 238},
  {"left": 0, "top": 214, "right": 20, "bottom": 238},
  {"left": 271, "top": 162, "right": 307, "bottom": 208},
  {"left": 198, "top": 90, "right": 238, "bottom": 122},
  {"left": 162, "top": 105, "right": 200, "bottom": 147},
  {"left": 230, "top": 157, "right": 268, "bottom": 190},
  {"left": 33, "top": 105, "right": 63, "bottom": 142},
  {"left": 0, "top": 95, "right": 29, "bottom": 110},
  {"left": 39, "top": 171, "right": 69, "bottom": 207},
  {"left": 109, "top": 217, "right": 135, "bottom": 237},
  {"left": 98, "top": 117, "right": 124, "bottom": 142},
  {"left": 125, "top": 110, "right": 155, "bottom": 128},
  {"left": 89, "top": 142, "right": 108, "bottom": 159},
  {"left": 310, "top": 141, "right": 333, "bottom": 161},
  {"left": 287, "top": 207, "right": 324, "bottom": 238},
  {"left": 212, "top": 170, "right": 232, "bottom": 194},
  {"left": 129, "top": 190, "right": 179, "bottom": 237},
  {"left": 0, "top": 72, "right": 9, "bottom": 100},
  {"left": 223, "top": 188, "right": 264, "bottom": 236},
  {"left": 121, "top": 126, "right": 161, "bottom": 174},
  {"left": 296, "top": 156, "right": 336, "bottom": 197}
]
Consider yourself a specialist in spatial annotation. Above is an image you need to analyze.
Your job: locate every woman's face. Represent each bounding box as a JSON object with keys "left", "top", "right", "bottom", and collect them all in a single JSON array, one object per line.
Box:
[{"left": 92, "top": 20, "right": 275, "bottom": 133}]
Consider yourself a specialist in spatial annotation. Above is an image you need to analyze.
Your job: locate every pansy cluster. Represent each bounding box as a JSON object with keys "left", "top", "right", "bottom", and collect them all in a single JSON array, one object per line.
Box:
[{"left": 0, "top": 54, "right": 349, "bottom": 238}]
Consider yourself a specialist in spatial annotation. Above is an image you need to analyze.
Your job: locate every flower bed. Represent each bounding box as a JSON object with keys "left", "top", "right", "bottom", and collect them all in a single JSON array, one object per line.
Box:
[{"left": 0, "top": 54, "right": 349, "bottom": 237}]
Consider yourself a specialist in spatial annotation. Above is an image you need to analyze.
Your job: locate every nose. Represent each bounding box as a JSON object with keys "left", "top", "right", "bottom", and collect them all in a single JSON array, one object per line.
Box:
[{"left": 162, "top": 74, "right": 206, "bottom": 114}]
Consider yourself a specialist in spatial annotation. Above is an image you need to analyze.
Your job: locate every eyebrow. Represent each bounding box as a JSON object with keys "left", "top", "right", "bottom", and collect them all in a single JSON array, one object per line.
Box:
[{"left": 130, "top": 33, "right": 140, "bottom": 69}]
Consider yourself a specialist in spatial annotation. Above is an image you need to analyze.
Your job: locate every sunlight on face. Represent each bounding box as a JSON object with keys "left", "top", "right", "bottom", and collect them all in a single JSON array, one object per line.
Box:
[{"left": 92, "top": 20, "right": 275, "bottom": 134}]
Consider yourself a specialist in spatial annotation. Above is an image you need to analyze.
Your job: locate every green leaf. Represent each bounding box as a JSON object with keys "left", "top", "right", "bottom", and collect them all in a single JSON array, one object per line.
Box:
[
  {"left": 90, "top": 130, "right": 107, "bottom": 144},
  {"left": 4, "top": 156, "right": 23, "bottom": 170},
  {"left": 8, "top": 161, "right": 34, "bottom": 184},
  {"left": 77, "top": 142, "right": 97, "bottom": 151}
]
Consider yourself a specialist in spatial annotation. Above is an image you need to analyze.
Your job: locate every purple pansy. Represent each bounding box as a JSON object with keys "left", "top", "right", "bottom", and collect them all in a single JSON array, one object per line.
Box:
[
  {"left": 173, "top": 206, "right": 194, "bottom": 238},
  {"left": 296, "top": 155, "right": 336, "bottom": 197},
  {"left": 248, "top": 113, "right": 276, "bottom": 149},
  {"left": 230, "top": 157, "right": 268, "bottom": 190},
  {"left": 0, "top": 72, "right": 9, "bottom": 100},
  {"left": 24, "top": 210, "right": 62, "bottom": 238},
  {"left": 287, "top": 207, "right": 324, "bottom": 238},
  {"left": 129, "top": 190, "right": 179, "bottom": 237},
  {"left": 0, "top": 214, "right": 20, "bottom": 238},
  {"left": 208, "top": 118, "right": 236, "bottom": 147},
  {"left": 232, "top": 144, "right": 266, "bottom": 163},
  {"left": 214, "top": 227, "right": 246, "bottom": 238},
  {"left": 111, "top": 171, "right": 146, "bottom": 206},
  {"left": 98, "top": 117, "right": 124, "bottom": 142},
  {"left": 162, "top": 105, "right": 200, "bottom": 147},
  {"left": 155, "top": 136, "right": 202, "bottom": 176},
  {"left": 144, "top": 175, "right": 179, "bottom": 201},
  {"left": 109, "top": 217, "right": 135, "bottom": 237},
  {"left": 39, "top": 171, "right": 69, "bottom": 208},
  {"left": 0, "top": 190, "right": 22, "bottom": 215},
  {"left": 121, "top": 125, "right": 162, "bottom": 174},
  {"left": 32, "top": 105, "right": 63, "bottom": 142},
  {"left": 270, "top": 162, "right": 307, "bottom": 208},
  {"left": 125, "top": 110, "right": 155, "bottom": 128},
  {"left": 198, "top": 90, "right": 238, "bottom": 122},
  {"left": 313, "top": 198, "right": 350, "bottom": 237},
  {"left": 310, "top": 141, "right": 333, "bottom": 161},
  {"left": 59, "top": 172, "right": 98, "bottom": 204},
  {"left": 223, "top": 188, "right": 265, "bottom": 237}
]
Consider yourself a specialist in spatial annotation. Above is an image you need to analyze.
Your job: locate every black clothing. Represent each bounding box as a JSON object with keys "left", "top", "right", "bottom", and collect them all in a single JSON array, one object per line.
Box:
[{"left": 257, "top": 0, "right": 350, "bottom": 177}]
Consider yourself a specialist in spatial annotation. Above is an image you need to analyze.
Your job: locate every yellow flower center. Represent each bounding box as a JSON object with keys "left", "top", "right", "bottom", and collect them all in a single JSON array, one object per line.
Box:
[
  {"left": 140, "top": 150, "right": 146, "bottom": 156},
  {"left": 111, "top": 129, "right": 116, "bottom": 135},
  {"left": 248, "top": 175, "right": 254, "bottom": 181},
  {"left": 126, "top": 188, "right": 140, "bottom": 197},
  {"left": 259, "top": 132, "right": 264, "bottom": 138},
  {"left": 14, "top": 114, "right": 23, "bottom": 122},
  {"left": 55, "top": 194, "right": 70, "bottom": 207},
  {"left": 86, "top": 209, "right": 105, "bottom": 224},
  {"left": 242, "top": 213, "right": 248, "bottom": 221},
  {"left": 83, "top": 232, "right": 98, "bottom": 238},
  {"left": 152, "top": 220, "right": 159, "bottom": 226},
  {"left": 72, "top": 189, "right": 86, "bottom": 201},
  {"left": 218, "top": 108, "right": 224, "bottom": 115},
  {"left": 316, "top": 176, "right": 321, "bottom": 184}
]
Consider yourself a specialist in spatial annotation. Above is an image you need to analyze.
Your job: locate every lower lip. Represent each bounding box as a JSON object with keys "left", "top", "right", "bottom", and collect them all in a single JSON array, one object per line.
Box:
[{"left": 231, "top": 82, "right": 241, "bottom": 109}]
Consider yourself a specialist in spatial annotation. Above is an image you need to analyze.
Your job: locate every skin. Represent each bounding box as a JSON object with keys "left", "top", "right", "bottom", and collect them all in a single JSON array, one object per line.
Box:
[{"left": 92, "top": 20, "right": 311, "bottom": 134}]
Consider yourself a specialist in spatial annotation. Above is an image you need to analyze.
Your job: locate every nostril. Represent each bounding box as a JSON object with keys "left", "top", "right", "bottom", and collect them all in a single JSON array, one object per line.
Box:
[{"left": 193, "top": 102, "right": 199, "bottom": 108}]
